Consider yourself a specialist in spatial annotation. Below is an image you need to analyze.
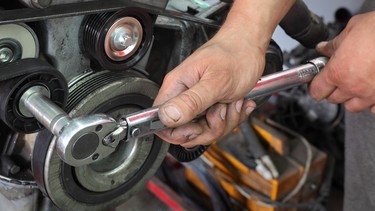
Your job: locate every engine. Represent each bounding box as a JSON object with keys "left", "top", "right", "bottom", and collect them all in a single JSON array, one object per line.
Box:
[{"left": 0, "top": 0, "right": 326, "bottom": 210}]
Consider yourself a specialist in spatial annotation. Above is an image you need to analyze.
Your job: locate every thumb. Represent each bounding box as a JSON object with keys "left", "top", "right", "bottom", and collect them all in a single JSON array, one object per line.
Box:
[{"left": 158, "top": 79, "right": 220, "bottom": 127}]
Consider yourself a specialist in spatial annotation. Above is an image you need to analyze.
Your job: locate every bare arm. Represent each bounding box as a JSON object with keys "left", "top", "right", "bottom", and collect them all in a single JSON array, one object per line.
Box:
[{"left": 154, "top": 0, "right": 296, "bottom": 147}]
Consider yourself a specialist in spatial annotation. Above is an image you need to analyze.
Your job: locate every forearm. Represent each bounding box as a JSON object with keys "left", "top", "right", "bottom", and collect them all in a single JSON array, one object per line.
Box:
[{"left": 214, "top": 0, "right": 296, "bottom": 51}]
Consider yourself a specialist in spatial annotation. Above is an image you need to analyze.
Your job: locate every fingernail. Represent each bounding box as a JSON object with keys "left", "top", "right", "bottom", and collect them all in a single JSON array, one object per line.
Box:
[
  {"left": 188, "top": 134, "right": 198, "bottom": 140},
  {"left": 164, "top": 105, "right": 181, "bottom": 122},
  {"left": 245, "top": 106, "right": 255, "bottom": 115},
  {"left": 220, "top": 107, "right": 227, "bottom": 120},
  {"left": 235, "top": 100, "right": 243, "bottom": 113},
  {"left": 316, "top": 41, "right": 328, "bottom": 49}
]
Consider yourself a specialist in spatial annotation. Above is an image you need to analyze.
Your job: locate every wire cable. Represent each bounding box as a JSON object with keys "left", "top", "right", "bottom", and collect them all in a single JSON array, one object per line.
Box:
[{"left": 265, "top": 118, "right": 312, "bottom": 202}]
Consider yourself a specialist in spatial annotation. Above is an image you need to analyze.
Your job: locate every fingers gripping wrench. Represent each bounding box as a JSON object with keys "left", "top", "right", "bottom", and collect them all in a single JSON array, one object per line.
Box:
[
  {"left": 20, "top": 57, "right": 327, "bottom": 166},
  {"left": 123, "top": 57, "right": 327, "bottom": 139}
]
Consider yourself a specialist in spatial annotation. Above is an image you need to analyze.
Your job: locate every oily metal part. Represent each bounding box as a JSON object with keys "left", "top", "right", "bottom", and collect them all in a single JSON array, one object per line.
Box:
[
  {"left": 0, "top": 0, "right": 219, "bottom": 28},
  {"left": 0, "top": 132, "right": 38, "bottom": 187},
  {"left": 35, "top": 71, "right": 169, "bottom": 210},
  {"left": 41, "top": 16, "right": 91, "bottom": 81}
]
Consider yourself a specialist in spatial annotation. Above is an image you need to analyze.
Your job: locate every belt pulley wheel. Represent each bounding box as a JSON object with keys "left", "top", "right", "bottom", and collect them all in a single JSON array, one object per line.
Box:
[
  {"left": 83, "top": 8, "right": 153, "bottom": 71},
  {"left": 32, "top": 71, "right": 169, "bottom": 210},
  {"left": 0, "top": 23, "right": 39, "bottom": 63},
  {"left": 0, "top": 59, "right": 68, "bottom": 133},
  {"left": 169, "top": 144, "right": 209, "bottom": 162}
]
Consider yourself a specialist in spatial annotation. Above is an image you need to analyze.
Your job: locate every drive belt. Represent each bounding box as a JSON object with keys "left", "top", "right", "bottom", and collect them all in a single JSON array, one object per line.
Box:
[
  {"left": 0, "top": 58, "right": 56, "bottom": 81},
  {"left": 0, "top": 0, "right": 221, "bottom": 28}
]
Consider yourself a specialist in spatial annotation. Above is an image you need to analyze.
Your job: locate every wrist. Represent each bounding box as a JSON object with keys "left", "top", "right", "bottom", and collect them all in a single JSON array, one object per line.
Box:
[{"left": 214, "top": 0, "right": 295, "bottom": 51}]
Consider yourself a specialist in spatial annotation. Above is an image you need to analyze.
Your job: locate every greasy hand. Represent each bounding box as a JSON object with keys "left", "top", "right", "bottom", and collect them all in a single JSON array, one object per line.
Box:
[
  {"left": 309, "top": 11, "right": 375, "bottom": 113},
  {"left": 153, "top": 36, "right": 265, "bottom": 148}
]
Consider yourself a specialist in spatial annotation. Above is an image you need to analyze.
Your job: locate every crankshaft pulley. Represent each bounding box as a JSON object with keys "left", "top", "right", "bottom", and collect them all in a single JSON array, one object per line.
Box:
[{"left": 32, "top": 70, "right": 169, "bottom": 210}]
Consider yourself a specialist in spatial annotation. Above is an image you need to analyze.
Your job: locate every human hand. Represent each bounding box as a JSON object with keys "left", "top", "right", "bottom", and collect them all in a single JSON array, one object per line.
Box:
[
  {"left": 309, "top": 11, "right": 375, "bottom": 113},
  {"left": 153, "top": 35, "right": 265, "bottom": 148}
]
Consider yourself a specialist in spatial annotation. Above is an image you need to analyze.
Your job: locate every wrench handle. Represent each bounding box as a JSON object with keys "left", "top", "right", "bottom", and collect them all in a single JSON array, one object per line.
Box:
[
  {"left": 124, "top": 57, "right": 327, "bottom": 139},
  {"left": 246, "top": 57, "right": 327, "bottom": 100}
]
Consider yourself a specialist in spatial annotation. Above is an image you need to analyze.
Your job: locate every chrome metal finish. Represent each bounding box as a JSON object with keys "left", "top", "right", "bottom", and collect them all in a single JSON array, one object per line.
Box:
[
  {"left": 120, "top": 58, "right": 327, "bottom": 142},
  {"left": 124, "top": 106, "right": 163, "bottom": 140},
  {"left": 19, "top": 58, "right": 326, "bottom": 167},
  {"left": 20, "top": 85, "right": 120, "bottom": 166},
  {"left": 36, "top": 71, "right": 169, "bottom": 210},
  {"left": 112, "top": 27, "right": 133, "bottom": 51},
  {"left": 19, "top": 86, "right": 51, "bottom": 118},
  {"left": 103, "top": 127, "right": 127, "bottom": 148},
  {"left": 56, "top": 114, "right": 120, "bottom": 166},
  {"left": 245, "top": 57, "right": 327, "bottom": 100},
  {"left": 0, "top": 47, "right": 14, "bottom": 63},
  {"left": 105, "top": 17, "right": 143, "bottom": 61},
  {"left": 20, "top": 87, "right": 68, "bottom": 135}
]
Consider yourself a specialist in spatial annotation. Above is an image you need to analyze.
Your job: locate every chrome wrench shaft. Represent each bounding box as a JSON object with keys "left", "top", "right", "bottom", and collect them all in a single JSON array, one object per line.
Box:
[
  {"left": 246, "top": 57, "right": 327, "bottom": 100},
  {"left": 124, "top": 57, "right": 327, "bottom": 139}
]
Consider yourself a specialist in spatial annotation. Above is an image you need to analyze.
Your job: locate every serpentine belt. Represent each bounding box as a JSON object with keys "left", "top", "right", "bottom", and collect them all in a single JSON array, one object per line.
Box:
[
  {"left": 0, "top": 59, "right": 59, "bottom": 81},
  {"left": 0, "top": 0, "right": 221, "bottom": 28}
]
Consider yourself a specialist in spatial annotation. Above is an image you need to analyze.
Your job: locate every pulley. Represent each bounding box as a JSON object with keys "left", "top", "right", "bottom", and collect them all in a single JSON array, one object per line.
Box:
[
  {"left": 0, "top": 24, "right": 39, "bottom": 63},
  {"left": 32, "top": 70, "right": 169, "bottom": 210},
  {"left": 0, "top": 59, "right": 68, "bottom": 133},
  {"left": 82, "top": 8, "right": 154, "bottom": 71}
]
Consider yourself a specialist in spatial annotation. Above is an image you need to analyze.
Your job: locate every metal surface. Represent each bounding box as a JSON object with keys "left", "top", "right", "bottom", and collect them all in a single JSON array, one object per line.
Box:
[
  {"left": 0, "top": 24, "right": 39, "bottom": 61},
  {"left": 82, "top": 8, "right": 154, "bottom": 71},
  {"left": 20, "top": 87, "right": 70, "bottom": 136},
  {"left": 20, "top": 58, "right": 326, "bottom": 167},
  {"left": 32, "top": 71, "right": 169, "bottom": 210},
  {"left": 246, "top": 57, "right": 327, "bottom": 100},
  {"left": 0, "top": 59, "right": 68, "bottom": 133},
  {"left": 121, "top": 57, "right": 327, "bottom": 142},
  {"left": 57, "top": 114, "right": 120, "bottom": 166},
  {"left": 41, "top": 16, "right": 91, "bottom": 81},
  {"left": 0, "top": 0, "right": 222, "bottom": 208},
  {"left": 0, "top": 131, "right": 38, "bottom": 187},
  {"left": 0, "top": 47, "right": 14, "bottom": 63},
  {"left": 19, "top": 0, "right": 53, "bottom": 8},
  {"left": 0, "top": 0, "right": 219, "bottom": 28},
  {"left": 105, "top": 17, "right": 143, "bottom": 61},
  {"left": 20, "top": 86, "right": 121, "bottom": 166},
  {"left": 19, "top": 86, "right": 51, "bottom": 118},
  {"left": 124, "top": 106, "right": 162, "bottom": 140}
]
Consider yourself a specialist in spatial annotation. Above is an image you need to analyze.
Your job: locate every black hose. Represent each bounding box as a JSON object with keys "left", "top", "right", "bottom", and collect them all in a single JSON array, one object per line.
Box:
[{"left": 279, "top": 0, "right": 329, "bottom": 48}]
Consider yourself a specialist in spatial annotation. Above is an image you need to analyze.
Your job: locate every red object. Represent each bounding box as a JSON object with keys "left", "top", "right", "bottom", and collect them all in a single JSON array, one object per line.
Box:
[{"left": 146, "top": 180, "right": 186, "bottom": 211}]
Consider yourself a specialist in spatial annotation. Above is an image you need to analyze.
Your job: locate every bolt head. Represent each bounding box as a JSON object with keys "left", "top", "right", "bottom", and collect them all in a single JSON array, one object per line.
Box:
[
  {"left": 112, "top": 26, "right": 134, "bottom": 51},
  {"left": 32, "top": 0, "right": 52, "bottom": 8},
  {"left": 131, "top": 127, "right": 141, "bottom": 138},
  {"left": 92, "top": 153, "right": 99, "bottom": 161},
  {"left": 0, "top": 47, "right": 14, "bottom": 63}
]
